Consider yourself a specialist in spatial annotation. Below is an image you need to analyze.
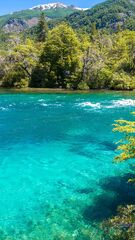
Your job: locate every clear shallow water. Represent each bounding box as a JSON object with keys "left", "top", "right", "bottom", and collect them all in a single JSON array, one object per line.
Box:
[{"left": 0, "top": 91, "right": 135, "bottom": 239}]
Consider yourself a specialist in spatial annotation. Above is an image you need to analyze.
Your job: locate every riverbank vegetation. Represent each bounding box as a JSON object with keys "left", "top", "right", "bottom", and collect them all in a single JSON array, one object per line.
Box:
[
  {"left": 103, "top": 113, "right": 135, "bottom": 240},
  {"left": 0, "top": 12, "right": 135, "bottom": 90}
]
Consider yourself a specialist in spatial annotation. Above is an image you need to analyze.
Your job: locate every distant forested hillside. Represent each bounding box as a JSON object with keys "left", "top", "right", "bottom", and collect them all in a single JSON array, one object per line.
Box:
[
  {"left": 66, "top": 0, "right": 135, "bottom": 32},
  {"left": 0, "top": 8, "right": 77, "bottom": 28},
  {"left": 1, "top": 0, "right": 135, "bottom": 33}
]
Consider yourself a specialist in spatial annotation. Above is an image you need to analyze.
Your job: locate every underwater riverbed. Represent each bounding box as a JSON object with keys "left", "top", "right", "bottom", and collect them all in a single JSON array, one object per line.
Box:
[{"left": 0, "top": 91, "right": 135, "bottom": 239}]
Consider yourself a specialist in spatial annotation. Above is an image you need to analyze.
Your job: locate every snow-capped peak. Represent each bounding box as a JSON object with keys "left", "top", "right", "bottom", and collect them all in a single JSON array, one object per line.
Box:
[{"left": 30, "top": 2, "right": 87, "bottom": 11}]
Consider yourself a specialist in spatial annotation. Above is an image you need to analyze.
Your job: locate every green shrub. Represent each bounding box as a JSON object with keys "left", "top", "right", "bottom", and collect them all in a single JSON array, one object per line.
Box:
[
  {"left": 78, "top": 82, "right": 89, "bottom": 90},
  {"left": 109, "top": 72, "right": 134, "bottom": 90},
  {"left": 2, "top": 68, "right": 28, "bottom": 88}
]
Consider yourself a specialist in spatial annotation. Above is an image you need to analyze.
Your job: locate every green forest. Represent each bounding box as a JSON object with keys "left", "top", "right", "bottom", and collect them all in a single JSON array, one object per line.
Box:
[{"left": 0, "top": 9, "right": 135, "bottom": 90}]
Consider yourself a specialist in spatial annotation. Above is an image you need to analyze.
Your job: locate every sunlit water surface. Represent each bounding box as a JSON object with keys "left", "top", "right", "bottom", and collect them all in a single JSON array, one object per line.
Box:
[{"left": 0, "top": 91, "right": 135, "bottom": 239}]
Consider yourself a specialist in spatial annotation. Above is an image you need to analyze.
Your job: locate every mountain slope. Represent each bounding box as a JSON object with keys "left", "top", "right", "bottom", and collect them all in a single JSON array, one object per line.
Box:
[
  {"left": 1, "top": 0, "right": 135, "bottom": 33},
  {"left": 29, "top": 2, "right": 87, "bottom": 11},
  {"left": 0, "top": 2, "right": 85, "bottom": 32},
  {"left": 66, "top": 0, "right": 135, "bottom": 31}
]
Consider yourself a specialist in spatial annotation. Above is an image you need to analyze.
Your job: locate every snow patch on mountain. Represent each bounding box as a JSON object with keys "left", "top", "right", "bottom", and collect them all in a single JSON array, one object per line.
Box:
[{"left": 30, "top": 2, "right": 88, "bottom": 11}]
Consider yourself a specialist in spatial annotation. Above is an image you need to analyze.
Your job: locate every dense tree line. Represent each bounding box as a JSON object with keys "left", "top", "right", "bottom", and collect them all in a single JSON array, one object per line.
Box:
[{"left": 0, "top": 13, "right": 135, "bottom": 90}]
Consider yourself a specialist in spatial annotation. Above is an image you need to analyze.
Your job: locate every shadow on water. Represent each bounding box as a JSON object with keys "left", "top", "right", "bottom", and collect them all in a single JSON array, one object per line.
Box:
[
  {"left": 70, "top": 140, "right": 116, "bottom": 159},
  {"left": 100, "top": 141, "right": 116, "bottom": 151},
  {"left": 83, "top": 173, "right": 135, "bottom": 222}
]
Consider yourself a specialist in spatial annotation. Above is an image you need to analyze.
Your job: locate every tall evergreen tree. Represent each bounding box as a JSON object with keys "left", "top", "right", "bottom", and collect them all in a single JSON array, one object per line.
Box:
[
  {"left": 37, "top": 12, "right": 48, "bottom": 42},
  {"left": 91, "top": 22, "right": 97, "bottom": 36}
]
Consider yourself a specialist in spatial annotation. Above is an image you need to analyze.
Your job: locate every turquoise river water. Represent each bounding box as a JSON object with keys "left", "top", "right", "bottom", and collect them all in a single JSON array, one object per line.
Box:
[{"left": 0, "top": 91, "right": 135, "bottom": 240}]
